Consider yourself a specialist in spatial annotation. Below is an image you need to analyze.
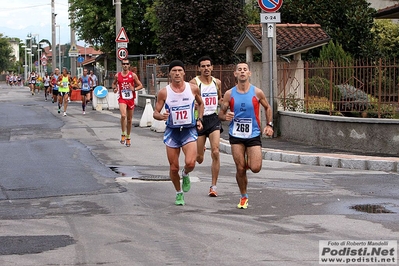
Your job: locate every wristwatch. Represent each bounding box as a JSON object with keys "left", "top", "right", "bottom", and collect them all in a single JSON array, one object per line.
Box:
[
  {"left": 267, "top": 122, "right": 274, "bottom": 128},
  {"left": 197, "top": 117, "right": 203, "bottom": 123}
]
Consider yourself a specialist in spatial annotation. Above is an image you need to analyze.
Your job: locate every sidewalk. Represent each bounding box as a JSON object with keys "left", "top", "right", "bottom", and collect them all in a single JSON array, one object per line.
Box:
[
  {"left": 2, "top": 81, "right": 398, "bottom": 172},
  {"left": 133, "top": 105, "right": 399, "bottom": 173}
]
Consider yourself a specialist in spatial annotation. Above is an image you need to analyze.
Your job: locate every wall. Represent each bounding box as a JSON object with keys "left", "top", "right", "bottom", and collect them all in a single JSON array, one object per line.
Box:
[
  {"left": 368, "top": 0, "right": 396, "bottom": 10},
  {"left": 278, "top": 111, "right": 399, "bottom": 155}
]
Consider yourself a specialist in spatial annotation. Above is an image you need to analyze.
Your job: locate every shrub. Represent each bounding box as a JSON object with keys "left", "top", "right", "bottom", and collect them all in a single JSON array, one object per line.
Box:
[
  {"left": 336, "top": 84, "right": 369, "bottom": 111},
  {"left": 307, "top": 76, "right": 342, "bottom": 102},
  {"left": 366, "top": 94, "right": 396, "bottom": 118},
  {"left": 305, "top": 96, "right": 333, "bottom": 114},
  {"left": 280, "top": 92, "right": 303, "bottom": 112}
]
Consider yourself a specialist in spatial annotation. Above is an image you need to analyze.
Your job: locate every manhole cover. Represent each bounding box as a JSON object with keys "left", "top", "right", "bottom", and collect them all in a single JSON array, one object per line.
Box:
[
  {"left": 110, "top": 166, "right": 169, "bottom": 181},
  {"left": 350, "top": 204, "right": 394, "bottom": 214},
  {"left": 133, "top": 175, "right": 170, "bottom": 181}
]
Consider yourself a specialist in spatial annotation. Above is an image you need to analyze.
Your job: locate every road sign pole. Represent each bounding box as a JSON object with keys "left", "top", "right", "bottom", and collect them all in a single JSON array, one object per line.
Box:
[
  {"left": 262, "top": 21, "right": 278, "bottom": 137},
  {"left": 258, "top": 0, "right": 282, "bottom": 136},
  {"left": 268, "top": 23, "right": 274, "bottom": 120},
  {"left": 115, "top": 0, "right": 122, "bottom": 73}
]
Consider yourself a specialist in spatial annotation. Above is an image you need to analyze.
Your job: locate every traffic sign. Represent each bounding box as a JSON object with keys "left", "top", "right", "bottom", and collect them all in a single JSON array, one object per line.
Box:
[
  {"left": 41, "top": 54, "right": 47, "bottom": 60},
  {"left": 69, "top": 43, "right": 79, "bottom": 57},
  {"left": 42, "top": 60, "right": 47, "bottom": 66},
  {"left": 260, "top": 12, "right": 281, "bottom": 23},
  {"left": 117, "top": 42, "right": 128, "bottom": 48},
  {"left": 115, "top": 27, "right": 129, "bottom": 43},
  {"left": 94, "top": 86, "right": 108, "bottom": 99},
  {"left": 117, "top": 48, "right": 128, "bottom": 61},
  {"left": 77, "top": 56, "right": 84, "bottom": 63},
  {"left": 258, "top": 0, "right": 283, "bottom": 12},
  {"left": 267, "top": 23, "right": 274, "bottom": 37}
]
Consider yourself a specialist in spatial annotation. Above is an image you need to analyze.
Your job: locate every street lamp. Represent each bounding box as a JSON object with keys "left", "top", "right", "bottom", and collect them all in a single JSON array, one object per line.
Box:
[
  {"left": 28, "top": 53, "right": 34, "bottom": 73},
  {"left": 56, "top": 25, "right": 61, "bottom": 70},
  {"left": 21, "top": 45, "right": 27, "bottom": 82},
  {"left": 26, "top": 48, "right": 31, "bottom": 76},
  {"left": 39, "top": 42, "right": 47, "bottom": 75},
  {"left": 31, "top": 33, "right": 39, "bottom": 73},
  {"left": 31, "top": 44, "right": 37, "bottom": 72},
  {"left": 38, "top": 48, "right": 42, "bottom": 75}
]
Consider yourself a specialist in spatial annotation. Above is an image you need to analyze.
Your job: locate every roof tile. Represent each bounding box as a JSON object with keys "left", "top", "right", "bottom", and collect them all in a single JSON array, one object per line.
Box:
[{"left": 244, "top": 24, "right": 330, "bottom": 55}]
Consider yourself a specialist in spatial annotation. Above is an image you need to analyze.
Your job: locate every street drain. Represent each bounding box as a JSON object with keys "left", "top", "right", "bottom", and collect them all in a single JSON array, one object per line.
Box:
[
  {"left": 110, "top": 167, "right": 169, "bottom": 181},
  {"left": 133, "top": 175, "right": 170, "bottom": 181},
  {"left": 109, "top": 166, "right": 126, "bottom": 176},
  {"left": 351, "top": 204, "right": 394, "bottom": 214}
]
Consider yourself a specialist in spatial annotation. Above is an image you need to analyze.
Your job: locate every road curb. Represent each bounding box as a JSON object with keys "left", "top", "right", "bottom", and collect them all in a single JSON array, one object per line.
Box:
[{"left": 219, "top": 140, "right": 399, "bottom": 173}]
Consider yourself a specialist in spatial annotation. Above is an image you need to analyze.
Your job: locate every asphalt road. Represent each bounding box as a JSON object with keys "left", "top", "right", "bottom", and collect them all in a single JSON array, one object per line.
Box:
[{"left": 0, "top": 84, "right": 398, "bottom": 265}]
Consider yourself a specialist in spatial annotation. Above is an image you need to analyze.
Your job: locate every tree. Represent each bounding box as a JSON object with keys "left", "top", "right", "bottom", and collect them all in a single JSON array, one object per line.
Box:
[
  {"left": 69, "top": 0, "right": 157, "bottom": 56},
  {"left": 0, "top": 34, "right": 13, "bottom": 72},
  {"left": 280, "top": 0, "right": 376, "bottom": 58},
  {"left": 372, "top": 19, "right": 399, "bottom": 58},
  {"left": 244, "top": 0, "right": 261, "bottom": 24},
  {"left": 152, "top": 0, "right": 247, "bottom": 64}
]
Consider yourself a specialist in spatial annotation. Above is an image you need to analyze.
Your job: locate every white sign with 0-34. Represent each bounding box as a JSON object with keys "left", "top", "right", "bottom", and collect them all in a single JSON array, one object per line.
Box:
[{"left": 260, "top": 12, "right": 281, "bottom": 23}]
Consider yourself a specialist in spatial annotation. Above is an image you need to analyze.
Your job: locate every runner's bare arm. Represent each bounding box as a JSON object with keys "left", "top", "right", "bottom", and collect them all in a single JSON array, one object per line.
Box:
[
  {"left": 112, "top": 73, "right": 118, "bottom": 93},
  {"left": 153, "top": 88, "right": 168, "bottom": 121},
  {"left": 218, "top": 89, "right": 233, "bottom": 121},
  {"left": 255, "top": 87, "right": 273, "bottom": 136},
  {"left": 191, "top": 83, "right": 204, "bottom": 131},
  {"left": 133, "top": 74, "right": 143, "bottom": 91}
]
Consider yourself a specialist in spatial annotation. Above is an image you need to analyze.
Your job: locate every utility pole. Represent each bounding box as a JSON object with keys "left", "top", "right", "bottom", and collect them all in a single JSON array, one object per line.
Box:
[
  {"left": 51, "top": 0, "right": 56, "bottom": 73},
  {"left": 69, "top": 0, "right": 77, "bottom": 77},
  {"left": 115, "top": 0, "right": 122, "bottom": 73}
]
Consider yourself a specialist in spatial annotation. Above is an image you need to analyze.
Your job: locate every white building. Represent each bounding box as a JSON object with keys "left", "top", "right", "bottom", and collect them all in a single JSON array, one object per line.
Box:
[{"left": 8, "top": 39, "right": 20, "bottom": 62}]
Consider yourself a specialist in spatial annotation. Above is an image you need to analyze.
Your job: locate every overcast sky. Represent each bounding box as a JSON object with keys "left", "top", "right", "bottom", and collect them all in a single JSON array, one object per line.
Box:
[{"left": 0, "top": 0, "right": 84, "bottom": 46}]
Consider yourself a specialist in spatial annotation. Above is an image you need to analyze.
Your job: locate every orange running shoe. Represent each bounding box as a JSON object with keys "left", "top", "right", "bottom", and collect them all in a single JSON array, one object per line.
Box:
[
  {"left": 237, "top": 197, "right": 248, "bottom": 209},
  {"left": 120, "top": 135, "right": 126, "bottom": 145},
  {"left": 125, "top": 139, "right": 131, "bottom": 147}
]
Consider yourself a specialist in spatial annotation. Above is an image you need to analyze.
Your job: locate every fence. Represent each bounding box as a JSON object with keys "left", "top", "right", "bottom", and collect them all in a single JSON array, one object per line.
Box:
[
  {"left": 121, "top": 58, "right": 399, "bottom": 119},
  {"left": 278, "top": 58, "right": 399, "bottom": 118},
  {"left": 142, "top": 64, "right": 237, "bottom": 95}
]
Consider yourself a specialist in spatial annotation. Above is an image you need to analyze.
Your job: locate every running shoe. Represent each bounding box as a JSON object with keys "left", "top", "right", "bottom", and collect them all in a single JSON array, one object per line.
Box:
[
  {"left": 63, "top": 112, "right": 67, "bottom": 116},
  {"left": 58, "top": 108, "right": 61, "bottom": 114},
  {"left": 181, "top": 169, "right": 191, "bottom": 192},
  {"left": 120, "top": 135, "right": 126, "bottom": 145},
  {"left": 208, "top": 186, "right": 218, "bottom": 197},
  {"left": 175, "top": 193, "right": 185, "bottom": 206},
  {"left": 237, "top": 197, "right": 248, "bottom": 209},
  {"left": 125, "top": 139, "right": 131, "bottom": 147},
  {"left": 52, "top": 98, "right": 54, "bottom": 103},
  {"left": 82, "top": 111, "right": 86, "bottom": 115}
]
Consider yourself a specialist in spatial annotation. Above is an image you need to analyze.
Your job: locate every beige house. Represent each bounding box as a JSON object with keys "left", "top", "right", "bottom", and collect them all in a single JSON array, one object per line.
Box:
[
  {"left": 233, "top": 24, "right": 330, "bottom": 105},
  {"left": 374, "top": 3, "right": 399, "bottom": 18}
]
